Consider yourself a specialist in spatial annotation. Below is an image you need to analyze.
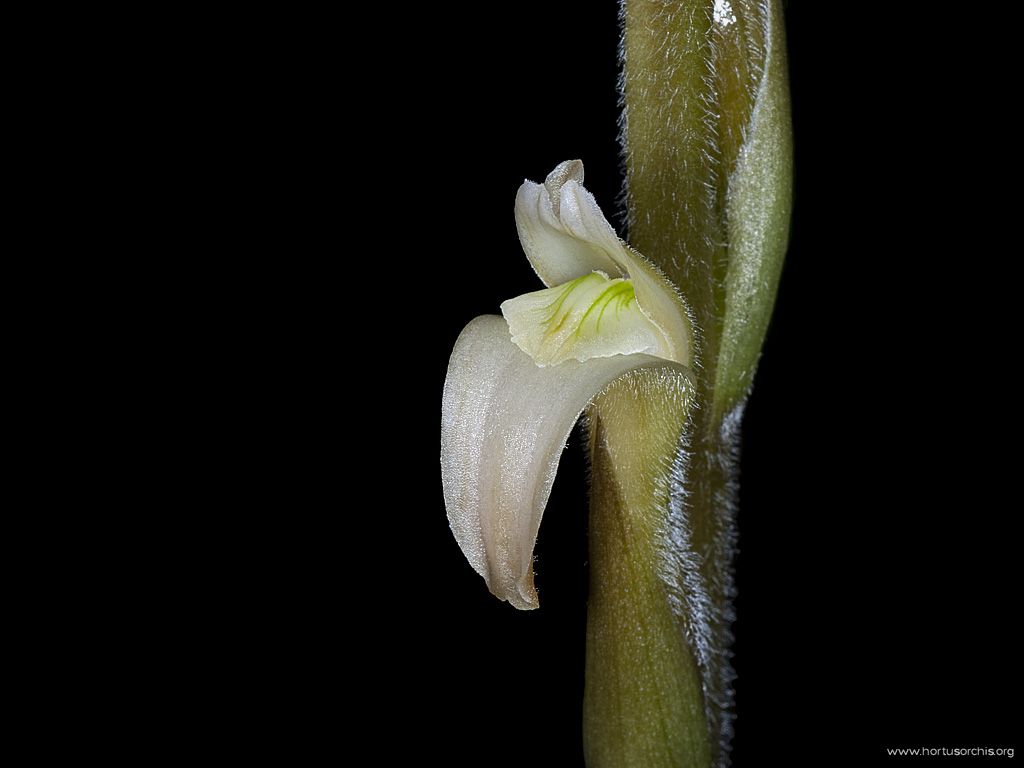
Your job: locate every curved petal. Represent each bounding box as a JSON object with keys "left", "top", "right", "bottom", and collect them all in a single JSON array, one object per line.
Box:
[
  {"left": 514, "top": 161, "right": 694, "bottom": 366},
  {"left": 441, "top": 315, "right": 694, "bottom": 609},
  {"left": 514, "top": 169, "right": 622, "bottom": 285}
]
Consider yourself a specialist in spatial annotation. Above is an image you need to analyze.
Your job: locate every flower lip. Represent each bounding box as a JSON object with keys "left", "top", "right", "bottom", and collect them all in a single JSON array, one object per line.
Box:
[{"left": 501, "top": 271, "right": 666, "bottom": 366}]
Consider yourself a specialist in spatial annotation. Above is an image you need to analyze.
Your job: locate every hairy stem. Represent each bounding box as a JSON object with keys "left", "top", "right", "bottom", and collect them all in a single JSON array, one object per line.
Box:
[
  {"left": 583, "top": 372, "right": 708, "bottom": 768},
  {"left": 587, "top": 1, "right": 790, "bottom": 765}
]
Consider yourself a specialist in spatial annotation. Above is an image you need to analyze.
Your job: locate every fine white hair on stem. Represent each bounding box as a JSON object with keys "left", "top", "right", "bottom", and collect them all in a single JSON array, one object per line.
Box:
[{"left": 618, "top": 1, "right": 778, "bottom": 764}]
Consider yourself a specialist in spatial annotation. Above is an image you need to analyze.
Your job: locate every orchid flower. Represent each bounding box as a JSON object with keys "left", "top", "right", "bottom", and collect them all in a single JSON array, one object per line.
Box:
[
  {"left": 442, "top": 160, "right": 694, "bottom": 610},
  {"left": 441, "top": 2, "right": 791, "bottom": 767}
]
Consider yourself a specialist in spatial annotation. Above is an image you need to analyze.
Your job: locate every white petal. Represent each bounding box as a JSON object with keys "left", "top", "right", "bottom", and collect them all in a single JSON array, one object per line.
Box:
[
  {"left": 514, "top": 161, "right": 693, "bottom": 366},
  {"left": 500, "top": 271, "right": 666, "bottom": 365},
  {"left": 514, "top": 184, "right": 621, "bottom": 286},
  {"left": 441, "top": 315, "right": 692, "bottom": 609}
]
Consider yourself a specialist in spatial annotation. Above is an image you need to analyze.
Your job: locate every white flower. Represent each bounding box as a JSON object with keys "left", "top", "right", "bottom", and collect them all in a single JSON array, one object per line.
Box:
[
  {"left": 441, "top": 161, "right": 693, "bottom": 609},
  {"left": 508, "top": 159, "right": 692, "bottom": 366}
]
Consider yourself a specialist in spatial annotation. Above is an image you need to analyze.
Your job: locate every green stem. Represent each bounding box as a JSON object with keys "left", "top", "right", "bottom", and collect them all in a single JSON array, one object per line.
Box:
[
  {"left": 583, "top": 1, "right": 790, "bottom": 765},
  {"left": 584, "top": 372, "right": 708, "bottom": 768}
]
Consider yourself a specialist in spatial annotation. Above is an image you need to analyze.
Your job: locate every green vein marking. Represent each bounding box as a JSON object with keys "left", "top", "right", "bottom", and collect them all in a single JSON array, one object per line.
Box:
[{"left": 542, "top": 273, "right": 597, "bottom": 327}]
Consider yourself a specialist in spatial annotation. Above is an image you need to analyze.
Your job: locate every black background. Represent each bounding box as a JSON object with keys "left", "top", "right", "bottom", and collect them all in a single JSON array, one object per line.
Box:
[{"left": 258, "top": 2, "right": 1019, "bottom": 765}]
